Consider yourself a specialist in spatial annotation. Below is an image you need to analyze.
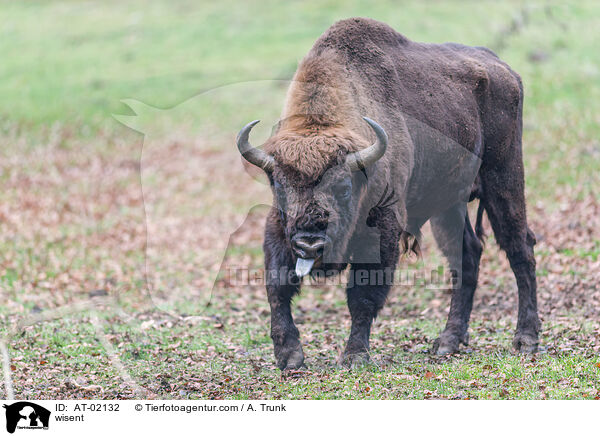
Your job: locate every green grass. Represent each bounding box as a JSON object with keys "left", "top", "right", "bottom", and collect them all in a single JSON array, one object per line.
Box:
[
  {"left": 1, "top": 1, "right": 596, "bottom": 125},
  {"left": 10, "top": 306, "right": 600, "bottom": 400},
  {"left": 1, "top": 0, "right": 600, "bottom": 400}
]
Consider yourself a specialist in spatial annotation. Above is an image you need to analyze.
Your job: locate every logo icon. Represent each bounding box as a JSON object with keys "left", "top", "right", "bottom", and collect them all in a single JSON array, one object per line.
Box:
[{"left": 3, "top": 402, "right": 50, "bottom": 434}]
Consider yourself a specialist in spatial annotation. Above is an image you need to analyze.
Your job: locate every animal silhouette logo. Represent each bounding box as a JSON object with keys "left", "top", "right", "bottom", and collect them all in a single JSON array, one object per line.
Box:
[{"left": 2, "top": 402, "right": 50, "bottom": 434}]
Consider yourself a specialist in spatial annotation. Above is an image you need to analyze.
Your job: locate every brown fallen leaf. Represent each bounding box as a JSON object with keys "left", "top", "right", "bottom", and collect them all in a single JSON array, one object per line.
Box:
[{"left": 63, "top": 378, "right": 104, "bottom": 393}]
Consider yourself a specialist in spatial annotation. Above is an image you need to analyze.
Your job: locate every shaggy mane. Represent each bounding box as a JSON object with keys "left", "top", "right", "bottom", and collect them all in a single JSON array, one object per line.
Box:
[
  {"left": 264, "top": 50, "right": 368, "bottom": 177},
  {"left": 263, "top": 126, "right": 366, "bottom": 178}
]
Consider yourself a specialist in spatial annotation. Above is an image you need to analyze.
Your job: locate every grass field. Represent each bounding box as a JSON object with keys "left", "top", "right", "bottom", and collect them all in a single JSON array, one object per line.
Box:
[{"left": 1, "top": 0, "right": 599, "bottom": 400}]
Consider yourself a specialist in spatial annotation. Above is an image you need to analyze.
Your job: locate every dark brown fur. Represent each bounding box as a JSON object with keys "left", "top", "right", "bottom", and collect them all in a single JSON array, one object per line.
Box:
[{"left": 258, "top": 18, "right": 540, "bottom": 369}]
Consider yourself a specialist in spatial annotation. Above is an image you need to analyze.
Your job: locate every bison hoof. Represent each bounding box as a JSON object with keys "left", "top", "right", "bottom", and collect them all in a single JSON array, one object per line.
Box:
[
  {"left": 513, "top": 333, "right": 538, "bottom": 354},
  {"left": 339, "top": 351, "right": 370, "bottom": 368},
  {"left": 275, "top": 342, "right": 305, "bottom": 371},
  {"left": 431, "top": 331, "right": 468, "bottom": 356}
]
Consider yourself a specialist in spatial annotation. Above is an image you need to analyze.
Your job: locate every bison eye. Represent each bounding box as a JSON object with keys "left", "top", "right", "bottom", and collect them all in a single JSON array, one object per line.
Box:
[{"left": 334, "top": 183, "right": 352, "bottom": 201}]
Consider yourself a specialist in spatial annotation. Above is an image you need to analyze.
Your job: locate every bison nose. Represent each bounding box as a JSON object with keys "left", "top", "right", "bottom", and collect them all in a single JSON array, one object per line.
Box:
[{"left": 291, "top": 235, "right": 326, "bottom": 259}]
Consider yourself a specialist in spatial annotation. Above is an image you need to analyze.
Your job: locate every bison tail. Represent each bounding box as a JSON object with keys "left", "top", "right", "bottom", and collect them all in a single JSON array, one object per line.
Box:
[{"left": 475, "top": 200, "right": 486, "bottom": 244}]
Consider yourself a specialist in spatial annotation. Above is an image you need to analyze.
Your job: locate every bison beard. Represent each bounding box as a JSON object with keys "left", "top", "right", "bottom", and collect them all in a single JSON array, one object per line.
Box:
[{"left": 237, "top": 17, "right": 540, "bottom": 369}]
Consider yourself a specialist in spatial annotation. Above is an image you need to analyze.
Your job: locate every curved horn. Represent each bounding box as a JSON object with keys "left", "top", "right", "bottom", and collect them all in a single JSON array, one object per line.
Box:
[
  {"left": 346, "top": 117, "right": 388, "bottom": 171},
  {"left": 236, "top": 120, "right": 275, "bottom": 172}
]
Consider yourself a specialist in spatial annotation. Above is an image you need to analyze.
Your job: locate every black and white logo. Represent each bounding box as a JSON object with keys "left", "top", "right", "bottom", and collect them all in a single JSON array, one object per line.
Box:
[{"left": 3, "top": 402, "right": 50, "bottom": 434}]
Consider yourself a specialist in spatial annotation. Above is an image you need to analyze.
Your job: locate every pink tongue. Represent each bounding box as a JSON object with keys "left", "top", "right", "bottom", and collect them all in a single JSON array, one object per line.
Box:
[{"left": 295, "top": 258, "right": 315, "bottom": 277}]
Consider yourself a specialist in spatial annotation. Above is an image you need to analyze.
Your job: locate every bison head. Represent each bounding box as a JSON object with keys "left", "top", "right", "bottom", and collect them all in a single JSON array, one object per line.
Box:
[{"left": 236, "top": 117, "right": 388, "bottom": 277}]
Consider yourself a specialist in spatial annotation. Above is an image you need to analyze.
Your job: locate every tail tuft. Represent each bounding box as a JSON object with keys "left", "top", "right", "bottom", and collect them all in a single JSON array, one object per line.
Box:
[
  {"left": 475, "top": 201, "right": 486, "bottom": 244},
  {"left": 400, "top": 230, "right": 421, "bottom": 258}
]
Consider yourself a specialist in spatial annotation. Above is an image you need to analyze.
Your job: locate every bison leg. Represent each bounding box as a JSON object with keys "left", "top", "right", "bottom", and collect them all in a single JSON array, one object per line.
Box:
[
  {"left": 264, "top": 222, "right": 304, "bottom": 370},
  {"left": 341, "top": 264, "right": 392, "bottom": 367},
  {"left": 480, "top": 166, "right": 540, "bottom": 353},
  {"left": 267, "top": 285, "right": 304, "bottom": 370},
  {"left": 430, "top": 203, "right": 483, "bottom": 355},
  {"left": 341, "top": 209, "right": 400, "bottom": 367}
]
